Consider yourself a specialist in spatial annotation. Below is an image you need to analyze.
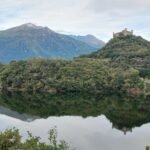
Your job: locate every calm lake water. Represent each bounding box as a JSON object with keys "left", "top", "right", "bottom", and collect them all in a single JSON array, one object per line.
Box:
[{"left": 0, "top": 92, "right": 150, "bottom": 150}]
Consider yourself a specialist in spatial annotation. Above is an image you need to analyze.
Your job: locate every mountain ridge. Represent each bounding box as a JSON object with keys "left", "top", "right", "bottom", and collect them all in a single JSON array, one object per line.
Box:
[
  {"left": 0, "top": 23, "right": 103, "bottom": 63},
  {"left": 69, "top": 34, "right": 105, "bottom": 49}
]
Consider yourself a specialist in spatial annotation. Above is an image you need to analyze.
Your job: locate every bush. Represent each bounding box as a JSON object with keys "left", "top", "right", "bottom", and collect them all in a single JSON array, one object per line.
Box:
[{"left": 0, "top": 127, "right": 69, "bottom": 150}]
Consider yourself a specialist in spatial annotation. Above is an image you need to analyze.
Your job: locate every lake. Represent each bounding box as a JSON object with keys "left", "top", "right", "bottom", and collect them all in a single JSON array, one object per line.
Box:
[{"left": 0, "top": 91, "right": 150, "bottom": 150}]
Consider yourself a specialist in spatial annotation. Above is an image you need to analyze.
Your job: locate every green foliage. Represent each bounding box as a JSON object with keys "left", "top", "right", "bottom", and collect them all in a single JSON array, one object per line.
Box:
[
  {"left": 139, "top": 68, "right": 150, "bottom": 78},
  {"left": 0, "top": 128, "right": 21, "bottom": 150},
  {"left": 0, "top": 35, "right": 149, "bottom": 97},
  {"left": 86, "top": 35, "right": 150, "bottom": 70},
  {"left": 0, "top": 128, "right": 69, "bottom": 150},
  {"left": 146, "top": 146, "right": 150, "bottom": 150},
  {"left": 0, "top": 57, "right": 145, "bottom": 97}
]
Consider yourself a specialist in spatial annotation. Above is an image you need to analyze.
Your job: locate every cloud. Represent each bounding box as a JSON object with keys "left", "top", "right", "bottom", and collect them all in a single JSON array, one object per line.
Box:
[
  {"left": 0, "top": 0, "right": 150, "bottom": 41},
  {"left": 88, "top": 0, "right": 150, "bottom": 12}
]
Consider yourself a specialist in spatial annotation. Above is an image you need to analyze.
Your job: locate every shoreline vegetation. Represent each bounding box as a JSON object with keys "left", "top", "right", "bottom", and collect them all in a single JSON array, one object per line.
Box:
[
  {"left": 146, "top": 146, "right": 150, "bottom": 150},
  {"left": 0, "top": 127, "right": 149, "bottom": 150},
  {"left": 0, "top": 35, "right": 149, "bottom": 97},
  {"left": 0, "top": 127, "right": 70, "bottom": 150}
]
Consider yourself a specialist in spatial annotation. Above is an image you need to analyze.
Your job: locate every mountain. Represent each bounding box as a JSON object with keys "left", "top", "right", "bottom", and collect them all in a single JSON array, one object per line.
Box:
[
  {"left": 86, "top": 34, "right": 150, "bottom": 68},
  {"left": 69, "top": 34, "right": 105, "bottom": 49},
  {"left": 0, "top": 23, "right": 98, "bottom": 63}
]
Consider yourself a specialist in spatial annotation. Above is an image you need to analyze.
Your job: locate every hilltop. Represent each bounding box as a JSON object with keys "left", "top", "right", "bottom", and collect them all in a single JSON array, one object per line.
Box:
[{"left": 86, "top": 33, "right": 150, "bottom": 68}]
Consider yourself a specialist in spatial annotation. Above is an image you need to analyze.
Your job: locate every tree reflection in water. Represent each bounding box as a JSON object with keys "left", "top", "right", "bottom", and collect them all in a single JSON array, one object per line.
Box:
[{"left": 0, "top": 91, "right": 150, "bottom": 134}]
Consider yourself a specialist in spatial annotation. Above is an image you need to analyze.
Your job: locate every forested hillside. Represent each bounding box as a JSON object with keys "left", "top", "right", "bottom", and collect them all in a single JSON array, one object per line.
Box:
[
  {"left": 86, "top": 35, "right": 150, "bottom": 69},
  {"left": 0, "top": 34, "right": 149, "bottom": 97}
]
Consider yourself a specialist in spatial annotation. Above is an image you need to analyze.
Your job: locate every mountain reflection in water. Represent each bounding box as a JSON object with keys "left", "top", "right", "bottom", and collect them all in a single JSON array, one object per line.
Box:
[{"left": 0, "top": 91, "right": 150, "bottom": 133}]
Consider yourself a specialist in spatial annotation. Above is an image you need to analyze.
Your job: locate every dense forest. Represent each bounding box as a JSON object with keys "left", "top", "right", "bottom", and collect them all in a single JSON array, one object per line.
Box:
[{"left": 0, "top": 34, "right": 149, "bottom": 97}]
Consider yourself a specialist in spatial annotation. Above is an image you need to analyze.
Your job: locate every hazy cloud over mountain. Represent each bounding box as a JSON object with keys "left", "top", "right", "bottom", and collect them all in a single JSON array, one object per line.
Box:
[{"left": 0, "top": 0, "right": 150, "bottom": 41}]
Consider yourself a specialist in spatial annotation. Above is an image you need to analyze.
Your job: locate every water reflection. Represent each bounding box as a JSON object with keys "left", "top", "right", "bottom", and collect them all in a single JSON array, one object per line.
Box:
[
  {"left": 0, "top": 114, "right": 150, "bottom": 150},
  {"left": 0, "top": 106, "right": 39, "bottom": 122},
  {"left": 0, "top": 91, "right": 150, "bottom": 133}
]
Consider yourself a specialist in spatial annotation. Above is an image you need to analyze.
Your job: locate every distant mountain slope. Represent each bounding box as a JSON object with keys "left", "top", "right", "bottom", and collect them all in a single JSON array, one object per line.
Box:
[
  {"left": 0, "top": 23, "right": 98, "bottom": 63},
  {"left": 69, "top": 34, "right": 105, "bottom": 49},
  {"left": 86, "top": 35, "right": 150, "bottom": 68}
]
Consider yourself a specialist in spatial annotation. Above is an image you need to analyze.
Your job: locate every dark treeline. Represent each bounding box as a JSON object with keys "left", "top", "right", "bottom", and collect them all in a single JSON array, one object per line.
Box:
[{"left": 0, "top": 57, "right": 148, "bottom": 97}]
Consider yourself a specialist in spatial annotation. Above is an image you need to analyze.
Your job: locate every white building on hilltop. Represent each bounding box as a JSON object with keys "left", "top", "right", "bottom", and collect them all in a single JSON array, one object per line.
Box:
[{"left": 113, "top": 28, "right": 133, "bottom": 38}]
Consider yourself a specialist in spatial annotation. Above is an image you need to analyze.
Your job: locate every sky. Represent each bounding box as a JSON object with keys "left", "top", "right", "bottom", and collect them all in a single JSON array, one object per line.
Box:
[{"left": 0, "top": 0, "right": 150, "bottom": 42}]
